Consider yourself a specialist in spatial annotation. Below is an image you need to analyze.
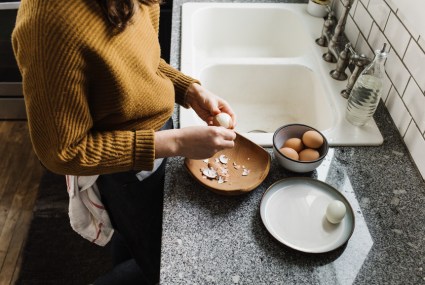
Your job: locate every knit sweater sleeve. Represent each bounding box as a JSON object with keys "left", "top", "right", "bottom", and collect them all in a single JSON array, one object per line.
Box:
[
  {"left": 158, "top": 59, "right": 200, "bottom": 108},
  {"left": 12, "top": 5, "right": 154, "bottom": 175},
  {"left": 148, "top": 3, "right": 199, "bottom": 107}
]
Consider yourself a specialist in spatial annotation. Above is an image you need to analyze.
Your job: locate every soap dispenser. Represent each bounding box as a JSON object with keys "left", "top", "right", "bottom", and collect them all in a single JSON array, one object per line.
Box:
[{"left": 345, "top": 44, "right": 388, "bottom": 126}]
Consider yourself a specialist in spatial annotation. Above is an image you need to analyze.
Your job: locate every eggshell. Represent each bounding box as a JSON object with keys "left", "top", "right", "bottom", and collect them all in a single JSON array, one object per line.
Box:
[
  {"left": 213, "top": 113, "right": 233, "bottom": 129},
  {"left": 279, "top": 147, "right": 299, "bottom": 161},
  {"left": 283, "top": 138, "right": 304, "bottom": 153},
  {"left": 326, "top": 200, "right": 346, "bottom": 224},
  {"left": 302, "top": 130, "right": 324, "bottom": 149},
  {"left": 298, "top": 148, "right": 320, "bottom": 161}
]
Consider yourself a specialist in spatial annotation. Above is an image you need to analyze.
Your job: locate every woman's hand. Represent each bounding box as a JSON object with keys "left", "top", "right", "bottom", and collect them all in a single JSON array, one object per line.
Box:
[
  {"left": 154, "top": 83, "right": 238, "bottom": 160},
  {"left": 155, "top": 126, "right": 236, "bottom": 159},
  {"left": 186, "top": 83, "right": 237, "bottom": 128}
]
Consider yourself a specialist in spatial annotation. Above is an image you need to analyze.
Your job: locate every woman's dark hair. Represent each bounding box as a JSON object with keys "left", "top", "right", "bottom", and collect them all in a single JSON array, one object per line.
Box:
[{"left": 96, "top": 0, "right": 161, "bottom": 30}]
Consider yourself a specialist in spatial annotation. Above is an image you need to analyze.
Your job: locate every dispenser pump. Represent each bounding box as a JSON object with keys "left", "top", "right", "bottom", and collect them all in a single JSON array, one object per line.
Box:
[{"left": 345, "top": 44, "right": 388, "bottom": 126}]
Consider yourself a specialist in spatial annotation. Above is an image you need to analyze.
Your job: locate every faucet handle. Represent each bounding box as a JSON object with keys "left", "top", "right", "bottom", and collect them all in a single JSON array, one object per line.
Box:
[
  {"left": 351, "top": 53, "right": 371, "bottom": 67},
  {"left": 325, "top": 4, "right": 332, "bottom": 14},
  {"left": 341, "top": 54, "right": 371, "bottom": 98},
  {"left": 347, "top": 43, "right": 356, "bottom": 55},
  {"left": 315, "top": 7, "right": 336, "bottom": 47},
  {"left": 329, "top": 43, "right": 351, "bottom": 80},
  {"left": 347, "top": 44, "right": 372, "bottom": 66}
]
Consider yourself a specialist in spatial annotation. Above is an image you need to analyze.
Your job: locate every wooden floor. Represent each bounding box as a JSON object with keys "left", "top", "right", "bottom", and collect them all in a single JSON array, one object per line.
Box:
[{"left": 0, "top": 121, "right": 44, "bottom": 285}]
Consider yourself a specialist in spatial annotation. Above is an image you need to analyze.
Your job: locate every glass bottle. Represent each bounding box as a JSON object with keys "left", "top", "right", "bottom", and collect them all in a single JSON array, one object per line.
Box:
[{"left": 345, "top": 44, "right": 388, "bottom": 126}]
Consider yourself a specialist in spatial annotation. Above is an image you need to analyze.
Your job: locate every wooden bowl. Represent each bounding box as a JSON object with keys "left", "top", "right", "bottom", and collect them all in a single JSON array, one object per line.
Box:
[{"left": 184, "top": 133, "right": 271, "bottom": 195}]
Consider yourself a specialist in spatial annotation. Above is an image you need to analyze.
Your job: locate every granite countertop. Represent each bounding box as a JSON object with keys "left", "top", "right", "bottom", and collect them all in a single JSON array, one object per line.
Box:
[{"left": 161, "top": 1, "right": 425, "bottom": 284}]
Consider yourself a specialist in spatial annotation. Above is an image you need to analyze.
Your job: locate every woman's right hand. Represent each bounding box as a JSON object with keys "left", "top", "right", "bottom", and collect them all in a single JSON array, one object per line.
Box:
[{"left": 155, "top": 126, "right": 236, "bottom": 159}]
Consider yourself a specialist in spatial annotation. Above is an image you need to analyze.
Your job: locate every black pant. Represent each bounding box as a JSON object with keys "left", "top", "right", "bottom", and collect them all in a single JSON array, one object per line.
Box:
[{"left": 94, "top": 119, "right": 172, "bottom": 285}]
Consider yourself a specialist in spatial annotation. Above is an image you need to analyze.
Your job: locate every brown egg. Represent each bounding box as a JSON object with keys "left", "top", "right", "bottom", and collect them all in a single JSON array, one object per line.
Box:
[
  {"left": 299, "top": 148, "right": 320, "bottom": 161},
  {"left": 302, "top": 130, "right": 324, "bottom": 149},
  {"left": 283, "top": 138, "right": 304, "bottom": 153},
  {"left": 279, "top": 147, "right": 299, "bottom": 160}
]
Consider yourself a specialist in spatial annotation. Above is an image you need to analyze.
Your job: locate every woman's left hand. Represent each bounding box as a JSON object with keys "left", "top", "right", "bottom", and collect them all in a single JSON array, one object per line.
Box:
[{"left": 186, "top": 83, "right": 237, "bottom": 128}]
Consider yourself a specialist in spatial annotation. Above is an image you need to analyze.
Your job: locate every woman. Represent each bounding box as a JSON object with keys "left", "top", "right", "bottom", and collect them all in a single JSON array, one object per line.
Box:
[{"left": 12, "top": 0, "right": 237, "bottom": 284}]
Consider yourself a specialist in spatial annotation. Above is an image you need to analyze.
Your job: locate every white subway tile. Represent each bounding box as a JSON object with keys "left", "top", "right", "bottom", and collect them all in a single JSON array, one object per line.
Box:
[
  {"left": 353, "top": 1, "right": 373, "bottom": 38},
  {"left": 403, "top": 79, "right": 425, "bottom": 133},
  {"left": 384, "top": 0, "right": 397, "bottom": 12},
  {"left": 345, "top": 16, "right": 360, "bottom": 47},
  {"left": 396, "top": 9, "right": 420, "bottom": 40},
  {"left": 385, "top": 88, "right": 412, "bottom": 136},
  {"left": 360, "top": 0, "right": 370, "bottom": 7},
  {"left": 395, "top": 2, "right": 425, "bottom": 42},
  {"left": 384, "top": 12, "right": 410, "bottom": 57},
  {"left": 404, "top": 40, "right": 425, "bottom": 92},
  {"left": 404, "top": 123, "right": 425, "bottom": 179},
  {"left": 419, "top": 36, "right": 425, "bottom": 51},
  {"left": 349, "top": 0, "right": 358, "bottom": 17},
  {"left": 368, "top": 23, "right": 391, "bottom": 54},
  {"left": 385, "top": 50, "right": 410, "bottom": 95},
  {"left": 368, "top": 0, "right": 390, "bottom": 30},
  {"left": 355, "top": 32, "right": 374, "bottom": 59},
  {"left": 381, "top": 73, "right": 392, "bottom": 102}
]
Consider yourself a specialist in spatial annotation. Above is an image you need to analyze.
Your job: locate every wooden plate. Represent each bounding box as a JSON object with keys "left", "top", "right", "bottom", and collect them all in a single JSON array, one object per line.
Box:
[{"left": 184, "top": 133, "right": 271, "bottom": 195}]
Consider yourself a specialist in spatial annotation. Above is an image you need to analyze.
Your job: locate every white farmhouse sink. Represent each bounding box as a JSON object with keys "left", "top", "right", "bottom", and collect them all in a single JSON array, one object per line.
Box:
[
  {"left": 180, "top": 3, "right": 383, "bottom": 146},
  {"left": 191, "top": 6, "right": 310, "bottom": 58}
]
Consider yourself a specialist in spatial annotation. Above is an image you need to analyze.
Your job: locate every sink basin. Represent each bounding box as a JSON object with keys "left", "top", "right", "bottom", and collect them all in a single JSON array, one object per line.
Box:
[
  {"left": 191, "top": 6, "right": 310, "bottom": 58},
  {"left": 180, "top": 3, "right": 383, "bottom": 146},
  {"left": 181, "top": 63, "right": 334, "bottom": 146}
]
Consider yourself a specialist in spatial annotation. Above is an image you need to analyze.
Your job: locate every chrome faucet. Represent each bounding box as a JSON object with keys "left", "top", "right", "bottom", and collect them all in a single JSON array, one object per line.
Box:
[
  {"left": 315, "top": 0, "right": 373, "bottom": 99},
  {"left": 318, "top": 0, "right": 355, "bottom": 63},
  {"left": 315, "top": 6, "right": 336, "bottom": 48},
  {"left": 329, "top": 43, "right": 351, "bottom": 81},
  {"left": 340, "top": 44, "right": 371, "bottom": 98}
]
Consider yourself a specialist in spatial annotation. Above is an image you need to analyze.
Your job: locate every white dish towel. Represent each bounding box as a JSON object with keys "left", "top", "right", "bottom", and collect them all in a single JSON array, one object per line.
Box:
[
  {"left": 65, "top": 158, "right": 163, "bottom": 246},
  {"left": 66, "top": 175, "right": 114, "bottom": 246}
]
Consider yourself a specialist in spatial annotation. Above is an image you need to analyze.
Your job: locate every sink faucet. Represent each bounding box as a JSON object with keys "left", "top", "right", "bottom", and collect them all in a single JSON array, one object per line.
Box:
[
  {"left": 315, "top": 1, "right": 374, "bottom": 98},
  {"left": 316, "top": 0, "right": 355, "bottom": 63},
  {"left": 340, "top": 45, "right": 371, "bottom": 98},
  {"left": 329, "top": 43, "right": 351, "bottom": 81},
  {"left": 315, "top": 6, "right": 336, "bottom": 47},
  {"left": 327, "top": 42, "right": 373, "bottom": 98}
]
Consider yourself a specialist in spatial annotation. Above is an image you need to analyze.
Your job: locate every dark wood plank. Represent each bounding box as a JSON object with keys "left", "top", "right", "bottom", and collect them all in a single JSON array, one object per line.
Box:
[{"left": 0, "top": 121, "right": 44, "bottom": 285}]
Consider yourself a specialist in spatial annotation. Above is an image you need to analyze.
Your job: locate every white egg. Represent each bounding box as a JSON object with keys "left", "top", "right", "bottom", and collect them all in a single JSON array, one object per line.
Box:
[
  {"left": 214, "top": 113, "right": 233, "bottom": 129},
  {"left": 325, "top": 200, "right": 346, "bottom": 224}
]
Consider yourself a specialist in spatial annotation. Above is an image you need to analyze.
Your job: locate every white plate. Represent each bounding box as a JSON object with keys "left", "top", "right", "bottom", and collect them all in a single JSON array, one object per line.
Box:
[{"left": 260, "top": 178, "right": 355, "bottom": 253}]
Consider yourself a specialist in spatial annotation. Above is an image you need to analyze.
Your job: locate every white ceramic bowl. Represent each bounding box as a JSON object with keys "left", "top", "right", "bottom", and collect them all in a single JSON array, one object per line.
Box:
[
  {"left": 273, "top": 124, "right": 329, "bottom": 173},
  {"left": 307, "top": 0, "right": 328, "bottom": 18}
]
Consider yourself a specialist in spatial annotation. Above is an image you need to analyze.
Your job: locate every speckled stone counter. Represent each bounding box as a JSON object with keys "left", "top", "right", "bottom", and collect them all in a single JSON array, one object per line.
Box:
[{"left": 161, "top": 1, "right": 425, "bottom": 284}]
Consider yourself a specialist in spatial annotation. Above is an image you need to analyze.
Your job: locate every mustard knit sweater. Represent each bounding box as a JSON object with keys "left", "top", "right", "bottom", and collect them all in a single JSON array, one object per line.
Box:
[{"left": 12, "top": 0, "right": 198, "bottom": 175}]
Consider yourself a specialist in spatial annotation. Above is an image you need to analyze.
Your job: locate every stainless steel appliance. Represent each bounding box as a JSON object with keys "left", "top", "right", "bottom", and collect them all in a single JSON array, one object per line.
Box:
[{"left": 0, "top": 1, "right": 25, "bottom": 119}]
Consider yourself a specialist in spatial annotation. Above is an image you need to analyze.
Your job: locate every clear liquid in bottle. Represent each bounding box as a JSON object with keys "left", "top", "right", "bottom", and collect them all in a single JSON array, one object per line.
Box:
[
  {"left": 346, "top": 74, "right": 382, "bottom": 126},
  {"left": 345, "top": 45, "right": 388, "bottom": 126}
]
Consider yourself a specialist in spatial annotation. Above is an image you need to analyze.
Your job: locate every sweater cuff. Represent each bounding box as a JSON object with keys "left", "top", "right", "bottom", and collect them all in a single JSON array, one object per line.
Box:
[
  {"left": 174, "top": 74, "right": 201, "bottom": 108},
  {"left": 133, "top": 130, "right": 155, "bottom": 171}
]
